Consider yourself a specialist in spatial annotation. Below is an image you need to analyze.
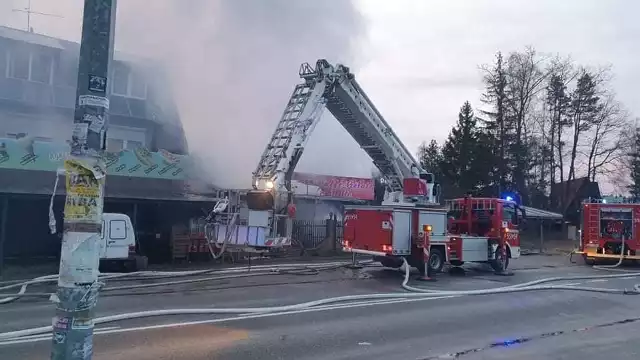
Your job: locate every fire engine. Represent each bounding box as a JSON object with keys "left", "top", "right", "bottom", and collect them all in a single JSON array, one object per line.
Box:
[
  {"left": 343, "top": 196, "right": 524, "bottom": 275},
  {"left": 578, "top": 197, "right": 640, "bottom": 264}
]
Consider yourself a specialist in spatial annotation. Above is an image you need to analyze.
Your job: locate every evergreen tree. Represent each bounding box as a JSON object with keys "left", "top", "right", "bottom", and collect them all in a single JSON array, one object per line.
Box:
[
  {"left": 417, "top": 139, "right": 444, "bottom": 180},
  {"left": 545, "top": 73, "right": 572, "bottom": 186},
  {"left": 567, "top": 70, "right": 601, "bottom": 184},
  {"left": 628, "top": 128, "right": 640, "bottom": 198},
  {"left": 440, "top": 101, "right": 488, "bottom": 196},
  {"left": 480, "top": 52, "right": 512, "bottom": 194}
]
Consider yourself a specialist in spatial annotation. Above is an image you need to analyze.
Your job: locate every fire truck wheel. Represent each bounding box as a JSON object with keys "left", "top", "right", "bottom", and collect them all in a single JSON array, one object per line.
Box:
[
  {"left": 489, "top": 246, "right": 509, "bottom": 273},
  {"left": 429, "top": 248, "right": 445, "bottom": 273},
  {"left": 583, "top": 255, "right": 596, "bottom": 266}
]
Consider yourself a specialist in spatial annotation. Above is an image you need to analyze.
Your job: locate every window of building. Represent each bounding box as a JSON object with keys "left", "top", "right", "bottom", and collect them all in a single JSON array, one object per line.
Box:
[
  {"left": 112, "top": 62, "right": 147, "bottom": 99},
  {"left": 107, "top": 138, "right": 124, "bottom": 152},
  {"left": 6, "top": 48, "right": 54, "bottom": 84},
  {"left": 7, "top": 48, "right": 30, "bottom": 80},
  {"left": 107, "top": 138, "right": 145, "bottom": 152},
  {"left": 125, "top": 140, "right": 143, "bottom": 150},
  {"left": 30, "top": 52, "right": 53, "bottom": 84},
  {"left": 112, "top": 64, "right": 129, "bottom": 96},
  {"left": 129, "top": 71, "right": 147, "bottom": 99}
]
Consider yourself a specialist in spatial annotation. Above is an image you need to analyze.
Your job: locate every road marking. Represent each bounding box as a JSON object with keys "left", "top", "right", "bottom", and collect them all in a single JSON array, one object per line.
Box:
[
  {"left": 621, "top": 277, "right": 637, "bottom": 280},
  {"left": 587, "top": 279, "right": 608, "bottom": 283},
  {"left": 0, "top": 296, "right": 456, "bottom": 346},
  {"left": 557, "top": 282, "right": 582, "bottom": 286}
]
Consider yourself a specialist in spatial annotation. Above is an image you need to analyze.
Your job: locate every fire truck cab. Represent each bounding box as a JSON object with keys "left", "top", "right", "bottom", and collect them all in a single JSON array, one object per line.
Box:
[
  {"left": 443, "top": 196, "right": 523, "bottom": 272},
  {"left": 579, "top": 197, "right": 640, "bottom": 264}
]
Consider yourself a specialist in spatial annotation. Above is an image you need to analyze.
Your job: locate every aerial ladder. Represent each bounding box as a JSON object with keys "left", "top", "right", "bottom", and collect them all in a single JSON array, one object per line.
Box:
[{"left": 247, "top": 59, "right": 441, "bottom": 247}]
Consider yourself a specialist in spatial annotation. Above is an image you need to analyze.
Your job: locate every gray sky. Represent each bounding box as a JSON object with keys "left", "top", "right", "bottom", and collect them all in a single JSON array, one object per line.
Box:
[{"left": 1, "top": 0, "right": 638, "bottom": 190}]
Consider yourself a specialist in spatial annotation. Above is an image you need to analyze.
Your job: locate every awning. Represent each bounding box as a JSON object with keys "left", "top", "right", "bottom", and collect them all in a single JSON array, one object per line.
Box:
[
  {"left": 0, "top": 169, "right": 219, "bottom": 202},
  {"left": 522, "top": 206, "right": 563, "bottom": 220}
]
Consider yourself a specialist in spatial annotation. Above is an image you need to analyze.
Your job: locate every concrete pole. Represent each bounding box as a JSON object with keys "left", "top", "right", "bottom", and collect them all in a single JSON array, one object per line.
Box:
[{"left": 50, "top": 1, "right": 116, "bottom": 359}]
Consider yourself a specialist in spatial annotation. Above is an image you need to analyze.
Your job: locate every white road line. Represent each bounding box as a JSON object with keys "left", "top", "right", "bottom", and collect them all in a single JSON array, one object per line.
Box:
[
  {"left": 587, "top": 279, "right": 609, "bottom": 283},
  {"left": 0, "top": 296, "right": 456, "bottom": 346},
  {"left": 621, "top": 277, "right": 637, "bottom": 280},
  {"left": 557, "top": 282, "right": 582, "bottom": 286}
]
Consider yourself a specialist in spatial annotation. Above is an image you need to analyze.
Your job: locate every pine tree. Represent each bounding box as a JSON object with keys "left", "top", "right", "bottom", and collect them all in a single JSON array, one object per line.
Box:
[
  {"left": 417, "top": 139, "right": 443, "bottom": 180},
  {"left": 628, "top": 127, "right": 640, "bottom": 198},
  {"left": 441, "top": 101, "right": 488, "bottom": 196},
  {"left": 545, "top": 73, "right": 572, "bottom": 186},
  {"left": 567, "top": 70, "right": 601, "bottom": 183},
  {"left": 480, "top": 52, "right": 511, "bottom": 194}
]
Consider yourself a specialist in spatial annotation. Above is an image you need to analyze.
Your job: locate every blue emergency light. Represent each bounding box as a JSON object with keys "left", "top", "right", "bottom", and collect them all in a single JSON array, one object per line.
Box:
[{"left": 501, "top": 192, "right": 521, "bottom": 205}]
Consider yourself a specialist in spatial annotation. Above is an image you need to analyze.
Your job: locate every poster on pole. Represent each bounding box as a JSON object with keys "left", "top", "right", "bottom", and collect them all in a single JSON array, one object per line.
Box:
[{"left": 63, "top": 159, "right": 103, "bottom": 224}]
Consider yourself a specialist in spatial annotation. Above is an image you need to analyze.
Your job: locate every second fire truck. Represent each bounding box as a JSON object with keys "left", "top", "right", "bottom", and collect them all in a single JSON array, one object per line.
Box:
[{"left": 578, "top": 197, "right": 640, "bottom": 264}]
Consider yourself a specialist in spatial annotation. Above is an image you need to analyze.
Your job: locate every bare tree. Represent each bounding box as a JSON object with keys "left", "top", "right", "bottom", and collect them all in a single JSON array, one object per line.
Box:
[
  {"left": 504, "top": 47, "right": 550, "bottom": 202},
  {"left": 544, "top": 55, "right": 575, "bottom": 187},
  {"left": 580, "top": 94, "right": 630, "bottom": 181}
]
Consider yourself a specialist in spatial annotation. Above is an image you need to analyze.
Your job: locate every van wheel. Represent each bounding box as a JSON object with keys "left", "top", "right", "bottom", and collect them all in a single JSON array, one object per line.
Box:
[{"left": 428, "top": 248, "right": 445, "bottom": 273}]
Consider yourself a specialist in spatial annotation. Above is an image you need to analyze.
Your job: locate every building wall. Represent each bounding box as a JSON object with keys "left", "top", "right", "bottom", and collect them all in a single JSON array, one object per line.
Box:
[
  {"left": 293, "top": 197, "right": 347, "bottom": 222},
  {"left": 0, "top": 27, "right": 198, "bottom": 265},
  {"left": 0, "top": 27, "right": 187, "bottom": 155}
]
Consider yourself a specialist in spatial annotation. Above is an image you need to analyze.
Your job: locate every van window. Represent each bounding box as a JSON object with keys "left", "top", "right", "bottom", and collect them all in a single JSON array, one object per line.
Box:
[{"left": 109, "top": 220, "right": 127, "bottom": 239}]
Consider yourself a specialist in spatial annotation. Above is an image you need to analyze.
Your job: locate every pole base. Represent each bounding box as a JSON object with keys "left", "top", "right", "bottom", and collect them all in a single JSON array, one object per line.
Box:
[
  {"left": 345, "top": 264, "right": 364, "bottom": 269},
  {"left": 415, "top": 275, "right": 437, "bottom": 282}
]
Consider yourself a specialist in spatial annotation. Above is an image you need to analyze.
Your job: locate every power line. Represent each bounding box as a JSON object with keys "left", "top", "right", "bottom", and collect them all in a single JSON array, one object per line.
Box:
[{"left": 12, "top": 0, "right": 63, "bottom": 33}]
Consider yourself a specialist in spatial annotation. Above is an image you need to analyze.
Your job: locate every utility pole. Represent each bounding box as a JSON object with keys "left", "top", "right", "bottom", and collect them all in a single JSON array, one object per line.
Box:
[{"left": 50, "top": 1, "right": 116, "bottom": 359}]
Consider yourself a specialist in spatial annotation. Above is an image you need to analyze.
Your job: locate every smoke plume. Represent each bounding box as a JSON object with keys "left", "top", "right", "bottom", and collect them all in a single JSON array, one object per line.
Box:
[{"left": 114, "top": 0, "right": 371, "bottom": 188}]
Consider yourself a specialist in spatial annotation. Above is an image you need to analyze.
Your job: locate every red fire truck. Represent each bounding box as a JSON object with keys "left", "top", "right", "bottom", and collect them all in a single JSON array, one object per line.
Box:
[
  {"left": 343, "top": 195, "right": 524, "bottom": 275},
  {"left": 442, "top": 196, "right": 523, "bottom": 272},
  {"left": 578, "top": 198, "right": 640, "bottom": 264}
]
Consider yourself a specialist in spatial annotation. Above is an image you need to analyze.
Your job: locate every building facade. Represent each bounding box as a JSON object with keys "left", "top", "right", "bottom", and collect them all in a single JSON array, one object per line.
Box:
[{"left": 0, "top": 26, "right": 213, "bottom": 266}]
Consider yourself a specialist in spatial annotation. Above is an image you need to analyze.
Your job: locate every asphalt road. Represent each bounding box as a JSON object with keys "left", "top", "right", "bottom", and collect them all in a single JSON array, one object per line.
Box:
[{"left": 1, "top": 255, "right": 639, "bottom": 360}]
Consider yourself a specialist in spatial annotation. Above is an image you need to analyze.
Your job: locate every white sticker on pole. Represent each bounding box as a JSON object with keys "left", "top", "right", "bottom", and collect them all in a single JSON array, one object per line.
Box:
[{"left": 78, "top": 95, "right": 109, "bottom": 110}]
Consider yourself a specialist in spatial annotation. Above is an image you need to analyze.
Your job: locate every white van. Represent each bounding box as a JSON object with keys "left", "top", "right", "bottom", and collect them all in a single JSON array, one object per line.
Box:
[{"left": 99, "top": 213, "right": 147, "bottom": 271}]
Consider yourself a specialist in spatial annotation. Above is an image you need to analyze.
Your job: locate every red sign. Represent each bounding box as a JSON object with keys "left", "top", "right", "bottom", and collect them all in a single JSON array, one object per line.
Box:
[{"left": 292, "top": 172, "right": 375, "bottom": 201}]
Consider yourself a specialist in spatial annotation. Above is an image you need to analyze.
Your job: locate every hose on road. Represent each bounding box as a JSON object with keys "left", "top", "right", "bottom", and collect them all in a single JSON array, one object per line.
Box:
[
  {"left": 1, "top": 257, "right": 639, "bottom": 342},
  {"left": 0, "top": 261, "right": 360, "bottom": 304}
]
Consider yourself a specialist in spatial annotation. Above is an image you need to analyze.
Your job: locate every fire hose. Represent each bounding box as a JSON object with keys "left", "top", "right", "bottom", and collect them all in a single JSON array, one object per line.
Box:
[
  {"left": 1, "top": 257, "right": 639, "bottom": 341},
  {"left": 0, "top": 261, "right": 362, "bottom": 305}
]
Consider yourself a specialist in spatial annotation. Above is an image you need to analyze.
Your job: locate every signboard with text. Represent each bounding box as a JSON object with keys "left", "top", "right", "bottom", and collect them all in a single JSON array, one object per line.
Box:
[
  {"left": 292, "top": 172, "right": 375, "bottom": 201},
  {"left": 0, "top": 137, "right": 187, "bottom": 180}
]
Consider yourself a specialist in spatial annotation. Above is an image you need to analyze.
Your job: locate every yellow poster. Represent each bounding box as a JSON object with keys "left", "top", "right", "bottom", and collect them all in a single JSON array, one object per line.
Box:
[{"left": 63, "top": 159, "right": 103, "bottom": 223}]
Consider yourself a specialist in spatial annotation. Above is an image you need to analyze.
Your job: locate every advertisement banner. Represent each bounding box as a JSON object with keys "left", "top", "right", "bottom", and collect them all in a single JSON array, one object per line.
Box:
[
  {"left": 0, "top": 137, "right": 187, "bottom": 180},
  {"left": 292, "top": 172, "right": 375, "bottom": 201}
]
